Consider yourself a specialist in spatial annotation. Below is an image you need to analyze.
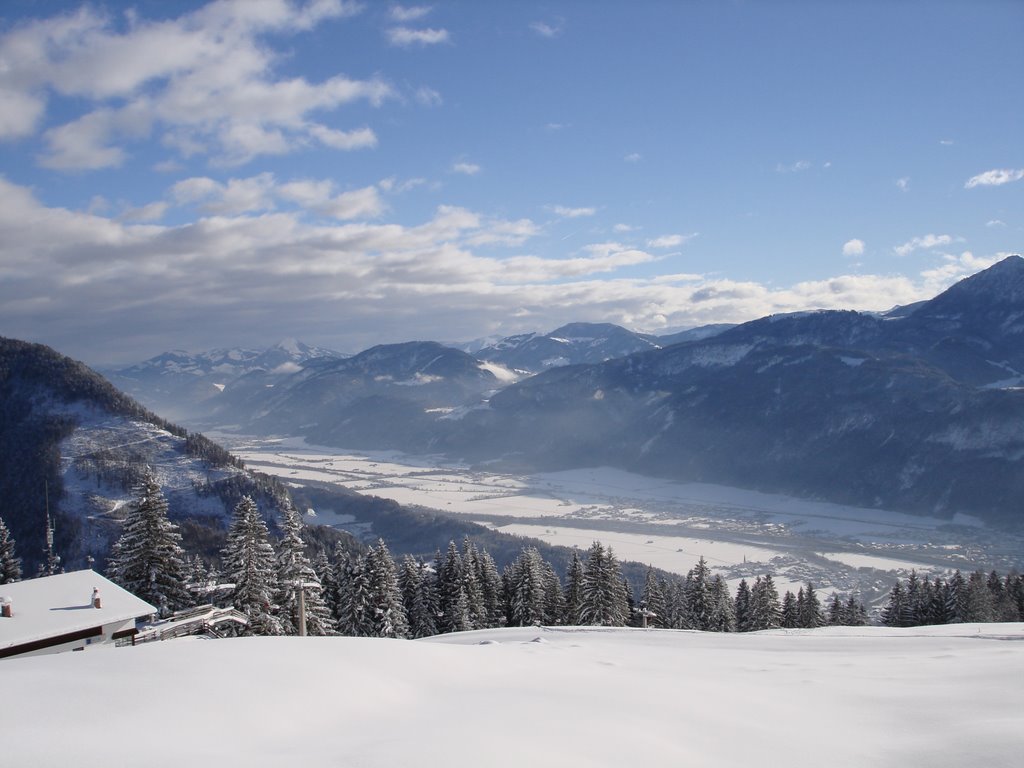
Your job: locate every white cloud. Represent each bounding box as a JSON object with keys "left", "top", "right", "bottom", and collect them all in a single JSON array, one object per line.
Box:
[
  {"left": 172, "top": 173, "right": 277, "bottom": 215},
  {"left": 613, "top": 223, "right": 638, "bottom": 233},
  {"left": 550, "top": 205, "right": 596, "bottom": 218},
  {"left": 451, "top": 162, "right": 481, "bottom": 176},
  {"left": 965, "top": 169, "right": 1024, "bottom": 189},
  {"left": 307, "top": 124, "right": 378, "bottom": 151},
  {"left": 775, "top": 160, "right": 811, "bottom": 173},
  {"left": 415, "top": 87, "right": 443, "bottom": 107},
  {"left": 0, "top": 2, "right": 387, "bottom": 169},
  {"left": 986, "top": 219, "right": 1006, "bottom": 228},
  {"left": 842, "top": 239, "right": 865, "bottom": 257},
  {"left": 390, "top": 5, "right": 433, "bottom": 22},
  {"left": 624, "top": 152, "right": 642, "bottom": 163},
  {"left": 894, "top": 234, "right": 953, "bottom": 257},
  {"left": 647, "top": 234, "right": 696, "bottom": 249},
  {"left": 530, "top": 20, "right": 563, "bottom": 38},
  {"left": 939, "top": 139, "right": 954, "bottom": 146},
  {"left": 0, "top": 175, "right": 1011, "bottom": 365},
  {"left": 387, "top": 27, "right": 449, "bottom": 46},
  {"left": 118, "top": 202, "right": 169, "bottom": 223},
  {"left": 896, "top": 177, "right": 910, "bottom": 192}
]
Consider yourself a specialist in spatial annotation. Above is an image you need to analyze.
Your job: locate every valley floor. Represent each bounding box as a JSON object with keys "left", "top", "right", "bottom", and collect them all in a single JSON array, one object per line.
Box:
[
  {"left": 3, "top": 624, "right": 1022, "bottom": 767},
  {"left": 218, "top": 434, "right": 1024, "bottom": 602}
]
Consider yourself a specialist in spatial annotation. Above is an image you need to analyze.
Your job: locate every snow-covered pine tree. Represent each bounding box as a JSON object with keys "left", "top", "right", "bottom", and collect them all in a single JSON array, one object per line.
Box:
[
  {"left": 579, "top": 541, "right": 629, "bottom": 626},
  {"left": 842, "top": 594, "right": 868, "bottom": 626},
  {"left": 928, "top": 577, "right": 952, "bottom": 625},
  {"left": 734, "top": 578, "right": 752, "bottom": 632},
  {"left": 460, "top": 537, "right": 487, "bottom": 629},
  {"left": 364, "top": 539, "right": 408, "bottom": 638},
  {"left": 336, "top": 552, "right": 373, "bottom": 636},
  {"left": 781, "top": 590, "right": 799, "bottom": 628},
  {"left": 436, "top": 541, "right": 467, "bottom": 633},
  {"left": 749, "top": 574, "right": 782, "bottom": 630},
  {"left": 107, "top": 475, "right": 191, "bottom": 617},
  {"left": 508, "top": 546, "right": 548, "bottom": 626},
  {"left": 799, "top": 582, "right": 824, "bottom": 628},
  {"left": 881, "top": 581, "right": 907, "bottom": 627},
  {"left": 542, "top": 559, "right": 565, "bottom": 625},
  {"left": 686, "top": 556, "right": 714, "bottom": 631},
  {"left": 963, "top": 570, "right": 996, "bottom": 623},
  {"left": 826, "top": 592, "right": 843, "bottom": 625},
  {"left": 709, "top": 574, "right": 735, "bottom": 632},
  {"left": 642, "top": 567, "right": 667, "bottom": 629},
  {"left": 399, "top": 554, "right": 439, "bottom": 638},
  {"left": 221, "top": 495, "right": 282, "bottom": 635},
  {"left": 313, "top": 550, "right": 340, "bottom": 621},
  {"left": 275, "top": 504, "right": 334, "bottom": 636},
  {"left": 476, "top": 547, "right": 504, "bottom": 628},
  {"left": 0, "top": 516, "right": 22, "bottom": 584},
  {"left": 563, "top": 550, "right": 585, "bottom": 625},
  {"left": 945, "top": 570, "right": 968, "bottom": 623},
  {"left": 665, "top": 578, "right": 689, "bottom": 629}
]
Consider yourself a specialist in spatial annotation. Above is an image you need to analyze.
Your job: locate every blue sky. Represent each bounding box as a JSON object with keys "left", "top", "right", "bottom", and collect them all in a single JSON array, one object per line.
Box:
[{"left": 0, "top": 0, "right": 1021, "bottom": 365}]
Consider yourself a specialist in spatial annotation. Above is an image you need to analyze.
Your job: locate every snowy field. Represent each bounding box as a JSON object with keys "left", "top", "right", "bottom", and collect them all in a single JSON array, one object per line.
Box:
[
  {"left": 219, "top": 435, "right": 1024, "bottom": 601},
  {"left": 3, "top": 624, "right": 1023, "bottom": 767}
]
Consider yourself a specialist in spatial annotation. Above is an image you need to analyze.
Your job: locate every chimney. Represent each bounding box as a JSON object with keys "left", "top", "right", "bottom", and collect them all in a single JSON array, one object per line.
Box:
[
  {"left": 92, "top": 588, "right": 102, "bottom": 609},
  {"left": 1, "top": 596, "right": 11, "bottom": 618}
]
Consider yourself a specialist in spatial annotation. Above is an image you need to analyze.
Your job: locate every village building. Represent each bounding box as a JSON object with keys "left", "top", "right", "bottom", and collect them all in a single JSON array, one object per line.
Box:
[{"left": 0, "top": 570, "right": 157, "bottom": 660}]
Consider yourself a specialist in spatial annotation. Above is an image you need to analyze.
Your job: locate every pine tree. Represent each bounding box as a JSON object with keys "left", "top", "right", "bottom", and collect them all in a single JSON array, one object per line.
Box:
[
  {"left": 542, "top": 560, "right": 565, "bottom": 625},
  {"left": 399, "top": 555, "right": 439, "bottom": 638},
  {"left": 0, "top": 516, "right": 22, "bottom": 584},
  {"left": 336, "top": 553, "right": 372, "bottom": 636},
  {"left": 436, "top": 541, "right": 467, "bottom": 633},
  {"left": 313, "top": 550, "right": 340, "bottom": 621},
  {"left": 578, "top": 542, "right": 629, "bottom": 626},
  {"left": 734, "top": 578, "right": 752, "bottom": 632},
  {"left": 963, "top": 570, "right": 995, "bottom": 623},
  {"left": 881, "top": 581, "right": 907, "bottom": 627},
  {"left": 799, "top": 582, "right": 824, "bottom": 628},
  {"left": 709, "top": 574, "right": 735, "bottom": 632},
  {"left": 686, "top": 556, "right": 714, "bottom": 631},
  {"left": 945, "top": 570, "right": 968, "bottom": 623},
  {"left": 749, "top": 574, "right": 782, "bottom": 630},
  {"left": 476, "top": 548, "right": 504, "bottom": 628},
  {"left": 508, "top": 546, "right": 548, "bottom": 626},
  {"left": 221, "top": 495, "right": 281, "bottom": 635},
  {"left": 781, "top": 590, "right": 799, "bottom": 628},
  {"left": 842, "top": 594, "right": 868, "bottom": 626},
  {"left": 460, "top": 537, "right": 487, "bottom": 629},
  {"left": 826, "top": 592, "right": 843, "bottom": 625},
  {"left": 642, "top": 567, "right": 667, "bottom": 628},
  {"left": 275, "top": 504, "right": 334, "bottom": 636},
  {"left": 563, "top": 550, "right": 585, "bottom": 625},
  {"left": 107, "top": 475, "right": 191, "bottom": 617},
  {"left": 364, "top": 540, "right": 408, "bottom": 638}
]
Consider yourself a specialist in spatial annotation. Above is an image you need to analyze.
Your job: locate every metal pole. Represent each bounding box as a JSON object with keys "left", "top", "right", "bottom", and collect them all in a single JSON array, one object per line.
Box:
[{"left": 297, "top": 581, "right": 307, "bottom": 637}]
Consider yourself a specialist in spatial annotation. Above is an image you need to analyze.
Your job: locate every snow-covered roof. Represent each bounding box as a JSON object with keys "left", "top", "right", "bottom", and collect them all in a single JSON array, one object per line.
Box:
[{"left": 0, "top": 570, "right": 157, "bottom": 652}]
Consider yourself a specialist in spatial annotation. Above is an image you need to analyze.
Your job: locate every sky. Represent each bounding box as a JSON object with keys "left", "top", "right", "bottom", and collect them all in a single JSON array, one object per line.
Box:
[{"left": 0, "top": 0, "right": 1021, "bottom": 366}]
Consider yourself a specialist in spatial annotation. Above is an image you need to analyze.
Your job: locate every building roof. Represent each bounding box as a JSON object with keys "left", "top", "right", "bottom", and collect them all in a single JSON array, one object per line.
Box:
[{"left": 0, "top": 570, "right": 157, "bottom": 652}]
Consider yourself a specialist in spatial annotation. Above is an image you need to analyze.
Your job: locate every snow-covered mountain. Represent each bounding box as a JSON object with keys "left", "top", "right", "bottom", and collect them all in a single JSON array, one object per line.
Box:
[
  {"left": 430, "top": 257, "right": 1024, "bottom": 526},
  {"left": 5, "top": 624, "right": 1022, "bottom": 767},
  {"left": 474, "top": 322, "right": 662, "bottom": 373},
  {"left": 217, "top": 341, "right": 513, "bottom": 447},
  {"left": 0, "top": 337, "right": 293, "bottom": 573},
  {"left": 102, "top": 339, "right": 344, "bottom": 421}
]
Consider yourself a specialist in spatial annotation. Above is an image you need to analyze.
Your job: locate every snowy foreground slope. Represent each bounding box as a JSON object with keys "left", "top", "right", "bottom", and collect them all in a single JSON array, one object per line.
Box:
[{"left": 4, "top": 625, "right": 1022, "bottom": 767}]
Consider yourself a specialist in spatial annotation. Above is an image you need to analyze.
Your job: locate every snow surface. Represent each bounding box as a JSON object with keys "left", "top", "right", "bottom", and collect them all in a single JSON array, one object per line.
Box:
[{"left": 2, "top": 625, "right": 1022, "bottom": 767}]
